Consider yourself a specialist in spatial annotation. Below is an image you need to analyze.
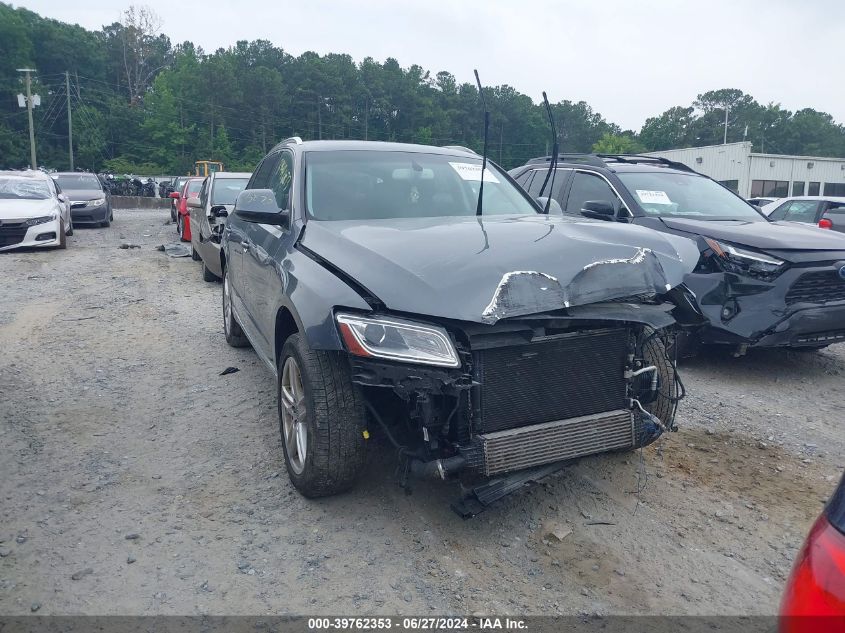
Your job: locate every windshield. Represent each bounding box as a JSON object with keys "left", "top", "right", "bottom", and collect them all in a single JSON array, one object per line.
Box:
[
  {"left": 54, "top": 174, "right": 102, "bottom": 190},
  {"left": 0, "top": 178, "right": 51, "bottom": 200},
  {"left": 618, "top": 172, "right": 766, "bottom": 221},
  {"left": 211, "top": 178, "right": 248, "bottom": 205},
  {"left": 305, "top": 150, "right": 537, "bottom": 220}
]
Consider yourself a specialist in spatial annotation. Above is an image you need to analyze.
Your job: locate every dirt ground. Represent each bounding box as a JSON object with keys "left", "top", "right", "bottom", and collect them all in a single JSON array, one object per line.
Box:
[{"left": 1, "top": 208, "right": 843, "bottom": 616}]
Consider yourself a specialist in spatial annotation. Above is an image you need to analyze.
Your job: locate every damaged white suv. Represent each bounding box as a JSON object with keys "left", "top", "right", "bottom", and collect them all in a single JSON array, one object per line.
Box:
[{"left": 220, "top": 140, "right": 703, "bottom": 515}]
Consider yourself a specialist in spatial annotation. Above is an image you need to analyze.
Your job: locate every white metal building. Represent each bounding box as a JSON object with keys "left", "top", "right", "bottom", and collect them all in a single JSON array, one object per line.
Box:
[{"left": 644, "top": 141, "right": 845, "bottom": 199}]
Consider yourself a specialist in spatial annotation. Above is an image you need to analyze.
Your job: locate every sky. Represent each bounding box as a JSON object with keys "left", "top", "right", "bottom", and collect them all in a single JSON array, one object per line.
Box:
[{"left": 15, "top": 0, "right": 845, "bottom": 130}]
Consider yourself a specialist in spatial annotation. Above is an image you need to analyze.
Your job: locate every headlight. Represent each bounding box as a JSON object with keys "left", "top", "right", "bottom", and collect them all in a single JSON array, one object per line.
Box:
[
  {"left": 336, "top": 313, "right": 460, "bottom": 367},
  {"left": 703, "top": 238, "right": 785, "bottom": 280},
  {"left": 25, "top": 215, "right": 55, "bottom": 227},
  {"left": 89, "top": 197, "right": 106, "bottom": 206}
]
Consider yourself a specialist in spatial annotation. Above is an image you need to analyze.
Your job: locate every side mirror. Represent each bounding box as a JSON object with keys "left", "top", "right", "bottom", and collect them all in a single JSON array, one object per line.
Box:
[
  {"left": 169, "top": 191, "right": 181, "bottom": 199},
  {"left": 187, "top": 196, "right": 201, "bottom": 208},
  {"left": 535, "top": 197, "right": 563, "bottom": 215},
  {"left": 57, "top": 193, "right": 67, "bottom": 203},
  {"left": 580, "top": 200, "right": 616, "bottom": 222},
  {"left": 210, "top": 205, "right": 228, "bottom": 218},
  {"left": 233, "top": 189, "right": 289, "bottom": 228}
]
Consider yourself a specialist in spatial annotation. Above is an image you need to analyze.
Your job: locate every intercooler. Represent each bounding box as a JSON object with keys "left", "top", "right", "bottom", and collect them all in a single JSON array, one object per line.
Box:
[
  {"left": 479, "top": 410, "right": 634, "bottom": 475},
  {"left": 466, "top": 327, "right": 634, "bottom": 476}
]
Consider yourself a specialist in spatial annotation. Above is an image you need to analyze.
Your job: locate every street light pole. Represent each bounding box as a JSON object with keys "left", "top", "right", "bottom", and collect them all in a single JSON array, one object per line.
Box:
[
  {"left": 723, "top": 105, "right": 729, "bottom": 145},
  {"left": 17, "top": 68, "right": 38, "bottom": 169}
]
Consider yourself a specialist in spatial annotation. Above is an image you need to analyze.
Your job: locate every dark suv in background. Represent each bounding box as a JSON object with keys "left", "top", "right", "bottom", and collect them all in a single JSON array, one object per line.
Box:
[{"left": 510, "top": 155, "right": 845, "bottom": 353}]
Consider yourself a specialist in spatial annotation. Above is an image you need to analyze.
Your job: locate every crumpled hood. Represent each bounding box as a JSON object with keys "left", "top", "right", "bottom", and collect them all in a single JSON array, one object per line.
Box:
[
  {"left": 0, "top": 198, "right": 59, "bottom": 221},
  {"left": 64, "top": 189, "right": 105, "bottom": 201},
  {"left": 299, "top": 215, "right": 700, "bottom": 324},
  {"left": 660, "top": 217, "right": 845, "bottom": 251}
]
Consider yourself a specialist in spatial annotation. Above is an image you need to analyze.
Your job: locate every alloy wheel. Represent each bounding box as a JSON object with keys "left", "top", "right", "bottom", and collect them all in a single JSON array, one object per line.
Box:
[{"left": 280, "top": 356, "right": 307, "bottom": 475}]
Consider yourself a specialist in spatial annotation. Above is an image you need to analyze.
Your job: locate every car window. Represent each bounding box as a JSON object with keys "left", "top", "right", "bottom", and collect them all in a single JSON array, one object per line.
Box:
[
  {"left": 185, "top": 179, "right": 203, "bottom": 197},
  {"left": 267, "top": 152, "right": 294, "bottom": 210},
  {"left": 250, "top": 154, "right": 281, "bottom": 190},
  {"left": 514, "top": 170, "right": 534, "bottom": 189},
  {"left": 211, "top": 178, "right": 249, "bottom": 206},
  {"left": 617, "top": 172, "right": 765, "bottom": 221},
  {"left": 199, "top": 178, "right": 210, "bottom": 206},
  {"left": 304, "top": 150, "right": 538, "bottom": 220},
  {"left": 527, "top": 168, "right": 570, "bottom": 201},
  {"left": 770, "top": 200, "right": 819, "bottom": 223},
  {"left": 565, "top": 171, "right": 622, "bottom": 216}
]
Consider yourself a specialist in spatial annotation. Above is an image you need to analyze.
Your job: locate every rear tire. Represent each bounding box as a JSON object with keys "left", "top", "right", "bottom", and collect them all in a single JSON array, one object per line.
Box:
[
  {"left": 222, "top": 266, "right": 250, "bottom": 348},
  {"left": 278, "top": 333, "right": 367, "bottom": 497}
]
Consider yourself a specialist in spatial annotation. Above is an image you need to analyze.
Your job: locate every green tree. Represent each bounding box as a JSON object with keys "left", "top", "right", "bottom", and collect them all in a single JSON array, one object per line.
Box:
[{"left": 592, "top": 133, "right": 645, "bottom": 154}]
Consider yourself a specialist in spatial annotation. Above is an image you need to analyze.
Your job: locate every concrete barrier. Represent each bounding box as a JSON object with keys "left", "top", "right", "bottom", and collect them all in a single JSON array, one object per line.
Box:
[{"left": 111, "top": 196, "right": 171, "bottom": 210}]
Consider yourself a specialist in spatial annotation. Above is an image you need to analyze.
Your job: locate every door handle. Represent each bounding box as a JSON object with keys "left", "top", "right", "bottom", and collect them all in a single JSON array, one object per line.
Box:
[{"left": 240, "top": 240, "right": 250, "bottom": 248}]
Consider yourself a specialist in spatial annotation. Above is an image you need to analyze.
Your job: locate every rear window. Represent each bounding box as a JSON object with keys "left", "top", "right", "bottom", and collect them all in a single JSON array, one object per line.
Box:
[{"left": 305, "top": 150, "right": 537, "bottom": 221}]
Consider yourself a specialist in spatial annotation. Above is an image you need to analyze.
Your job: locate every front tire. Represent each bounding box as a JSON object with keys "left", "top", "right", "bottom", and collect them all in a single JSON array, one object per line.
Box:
[
  {"left": 202, "top": 260, "right": 218, "bottom": 282},
  {"left": 278, "top": 333, "right": 368, "bottom": 497},
  {"left": 191, "top": 241, "right": 201, "bottom": 261},
  {"left": 222, "top": 266, "right": 250, "bottom": 348},
  {"left": 57, "top": 225, "right": 67, "bottom": 249}
]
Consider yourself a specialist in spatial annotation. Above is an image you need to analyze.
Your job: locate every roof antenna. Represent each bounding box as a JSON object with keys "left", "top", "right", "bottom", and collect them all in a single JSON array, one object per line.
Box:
[
  {"left": 536, "top": 91, "right": 559, "bottom": 215},
  {"left": 474, "top": 69, "right": 489, "bottom": 217}
]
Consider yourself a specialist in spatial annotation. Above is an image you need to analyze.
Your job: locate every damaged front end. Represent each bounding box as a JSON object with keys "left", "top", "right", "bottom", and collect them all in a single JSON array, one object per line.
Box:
[{"left": 345, "top": 308, "right": 683, "bottom": 516}]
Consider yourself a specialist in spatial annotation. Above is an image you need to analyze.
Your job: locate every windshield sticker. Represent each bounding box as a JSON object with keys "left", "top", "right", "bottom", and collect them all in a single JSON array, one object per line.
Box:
[
  {"left": 636, "top": 190, "right": 672, "bottom": 205},
  {"left": 449, "top": 162, "right": 500, "bottom": 183}
]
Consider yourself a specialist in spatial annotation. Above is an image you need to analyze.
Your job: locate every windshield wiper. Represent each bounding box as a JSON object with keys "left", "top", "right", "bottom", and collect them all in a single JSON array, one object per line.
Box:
[{"left": 474, "top": 69, "right": 490, "bottom": 217}]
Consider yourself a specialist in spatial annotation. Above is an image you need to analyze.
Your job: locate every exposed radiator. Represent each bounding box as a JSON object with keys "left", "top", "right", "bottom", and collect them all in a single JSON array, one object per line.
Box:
[
  {"left": 477, "top": 409, "right": 634, "bottom": 476},
  {"left": 473, "top": 328, "right": 629, "bottom": 433}
]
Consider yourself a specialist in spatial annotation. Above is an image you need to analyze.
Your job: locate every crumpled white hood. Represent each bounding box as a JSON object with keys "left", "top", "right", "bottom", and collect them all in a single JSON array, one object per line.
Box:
[{"left": 0, "top": 198, "right": 59, "bottom": 221}]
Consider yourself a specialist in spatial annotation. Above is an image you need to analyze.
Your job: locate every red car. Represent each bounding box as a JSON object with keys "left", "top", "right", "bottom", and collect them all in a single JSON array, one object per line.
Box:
[
  {"left": 169, "top": 177, "right": 204, "bottom": 242},
  {"left": 780, "top": 471, "right": 845, "bottom": 632}
]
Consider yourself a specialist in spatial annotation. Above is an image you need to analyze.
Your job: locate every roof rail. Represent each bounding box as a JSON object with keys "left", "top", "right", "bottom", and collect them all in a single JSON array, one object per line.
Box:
[
  {"left": 595, "top": 153, "right": 697, "bottom": 173},
  {"left": 526, "top": 154, "right": 607, "bottom": 168},
  {"left": 442, "top": 145, "right": 479, "bottom": 155},
  {"left": 281, "top": 136, "right": 303, "bottom": 145}
]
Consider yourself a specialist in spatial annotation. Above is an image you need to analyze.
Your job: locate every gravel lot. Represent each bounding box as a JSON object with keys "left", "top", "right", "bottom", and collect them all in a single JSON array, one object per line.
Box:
[{"left": 1, "top": 208, "right": 843, "bottom": 616}]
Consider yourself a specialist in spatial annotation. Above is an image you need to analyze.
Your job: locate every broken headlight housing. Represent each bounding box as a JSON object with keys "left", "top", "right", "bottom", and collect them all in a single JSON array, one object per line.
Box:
[
  {"left": 336, "top": 313, "right": 460, "bottom": 367},
  {"left": 703, "top": 238, "right": 785, "bottom": 281}
]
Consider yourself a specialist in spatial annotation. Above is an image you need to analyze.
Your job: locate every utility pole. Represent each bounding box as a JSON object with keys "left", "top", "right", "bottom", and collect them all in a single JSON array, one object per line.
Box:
[
  {"left": 17, "top": 68, "right": 38, "bottom": 169},
  {"left": 66, "top": 71, "right": 74, "bottom": 171},
  {"left": 723, "top": 105, "right": 729, "bottom": 145}
]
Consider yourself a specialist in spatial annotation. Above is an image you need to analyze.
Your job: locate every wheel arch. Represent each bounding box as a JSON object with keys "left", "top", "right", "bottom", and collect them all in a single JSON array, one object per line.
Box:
[{"left": 275, "top": 303, "right": 304, "bottom": 367}]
